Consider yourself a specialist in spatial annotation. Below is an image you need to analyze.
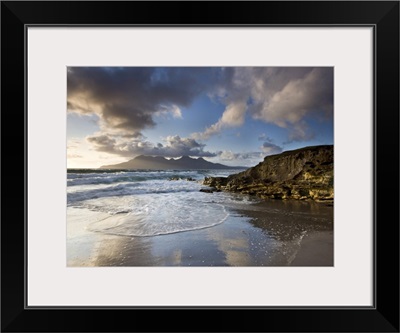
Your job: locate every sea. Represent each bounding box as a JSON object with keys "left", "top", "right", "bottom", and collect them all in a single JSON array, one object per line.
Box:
[
  {"left": 67, "top": 168, "right": 251, "bottom": 237},
  {"left": 67, "top": 168, "right": 333, "bottom": 266}
]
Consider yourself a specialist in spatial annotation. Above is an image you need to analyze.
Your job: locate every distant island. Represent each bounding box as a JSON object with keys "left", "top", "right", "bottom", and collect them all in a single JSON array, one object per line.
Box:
[
  {"left": 203, "top": 145, "right": 334, "bottom": 202},
  {"left": 100, "top": 155, "right": 244, "bottom": 170}
]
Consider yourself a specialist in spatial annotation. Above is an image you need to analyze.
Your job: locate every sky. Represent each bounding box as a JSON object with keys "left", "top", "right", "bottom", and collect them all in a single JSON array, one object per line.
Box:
[{"left": 67, "top": 67, "right": 333, "bottom": 168}]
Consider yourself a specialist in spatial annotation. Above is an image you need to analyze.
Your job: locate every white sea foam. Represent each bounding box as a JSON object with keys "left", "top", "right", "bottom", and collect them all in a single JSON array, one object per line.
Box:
[
  {"left": 67, "top": 169, "right": 249, "bottom": 236},
  {"left": 86, "top": 197, "right": 229, "bottom": 237}
]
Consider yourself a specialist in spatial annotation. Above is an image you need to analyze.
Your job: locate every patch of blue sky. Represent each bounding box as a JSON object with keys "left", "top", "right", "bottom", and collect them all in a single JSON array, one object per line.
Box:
[{"left": 145, "top": 94, "right": 223, "bottom": 142}]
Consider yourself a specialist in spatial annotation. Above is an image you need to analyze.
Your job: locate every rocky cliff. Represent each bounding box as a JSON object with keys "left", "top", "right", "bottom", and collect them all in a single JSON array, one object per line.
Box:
[{"left": 203, "top": 145, "right": 333, "bottom": 201}]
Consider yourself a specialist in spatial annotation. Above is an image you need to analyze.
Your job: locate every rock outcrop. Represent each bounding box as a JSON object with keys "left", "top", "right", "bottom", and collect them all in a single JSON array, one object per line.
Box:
[{"left": 203, "top": 145, "right": 333, "bottom": 202}]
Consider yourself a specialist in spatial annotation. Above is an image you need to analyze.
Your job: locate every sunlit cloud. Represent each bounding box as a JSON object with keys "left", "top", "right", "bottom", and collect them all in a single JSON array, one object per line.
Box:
[
  {"left": 86, "top": 133, "right": 216, "bottom": 158},
  {"left": 67, "top": 67, "right": 333, "bottom": 166},
  {"left": 193, "top": 67, "right": 333, "bottom": 142}
]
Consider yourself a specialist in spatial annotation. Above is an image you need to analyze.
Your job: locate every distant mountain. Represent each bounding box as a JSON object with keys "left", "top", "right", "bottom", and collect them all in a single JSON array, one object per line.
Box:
[{"left": 99, "top": 155, "right": 244, "bottom": 170}]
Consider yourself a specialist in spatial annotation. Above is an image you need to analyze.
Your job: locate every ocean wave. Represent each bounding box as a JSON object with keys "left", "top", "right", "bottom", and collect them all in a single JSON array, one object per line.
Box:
[
  {"left": 67, "top": 180, "right": 204, "bottom": 204},
  {"left": 86, "top": 200, "right": 229, "bottom": 237},
  {"left": 67, "top": 171, "right": 203, "bottom": 186},
  {"left": 67, "top": 169, "right": 242, "bottom": 182},
  {"left": 67, "top": 169, "right": 257, "bottom": 236}
]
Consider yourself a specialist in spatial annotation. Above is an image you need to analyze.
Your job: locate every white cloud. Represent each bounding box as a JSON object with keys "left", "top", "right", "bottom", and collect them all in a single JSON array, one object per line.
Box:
[
  {"left": 252, "top": 68, "right": 333, "bottom": 132},
  {"left": 155, "top": 104, "right": 182, "bottom": 119},
  {"left": 86, "top": 133, "right": 216, "bottom": 158},
  {"left": 216, "top": 150, "right": 264, "bottom": 161},
  {"left": 260, "top": 142, "right": 283, "bottom": 155},
  {"left": 211, "top": 150, "right": 265, "bottom": 167},
  {"left": 192, "top": 67, "right": 333, "bottom": 142},
  {"left": 192, "top": 101, "right": 247, "bottom": 140}
]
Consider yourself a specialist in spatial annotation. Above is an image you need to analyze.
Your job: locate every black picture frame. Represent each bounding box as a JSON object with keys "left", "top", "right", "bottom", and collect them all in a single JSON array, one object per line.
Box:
[{"left": 1, "top": 1, "right": 399, "bottom": 332}]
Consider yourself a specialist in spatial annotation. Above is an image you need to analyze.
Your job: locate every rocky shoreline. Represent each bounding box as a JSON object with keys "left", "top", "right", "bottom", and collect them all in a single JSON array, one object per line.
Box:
[{"left": 202, "top": 145, "right": 334, "bottom": 202}]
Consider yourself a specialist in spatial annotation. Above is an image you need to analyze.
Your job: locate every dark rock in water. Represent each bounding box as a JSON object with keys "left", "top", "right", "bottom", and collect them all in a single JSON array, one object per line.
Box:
[
  {"left": 202, "top": 145, "right": 334, "bottom": 202},
  {"left": 169, "top": 176, "right": 197, "bottom": 182},
  {"left": 200, "top": 188, "right": 215, "bottom": 193},
  {"left": 203, "top": 177, "right": 229, "bottom": 188}
]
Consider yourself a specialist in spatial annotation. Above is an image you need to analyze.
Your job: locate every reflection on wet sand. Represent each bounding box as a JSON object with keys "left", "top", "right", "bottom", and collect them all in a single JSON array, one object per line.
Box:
[
  {"left": 205, "top": 217, "right": 252, "bottom": 266},
  {"left": 93, "top": 234, "right": 154, "bottom": 266},
  {"left": 69, "top": 199, "right": 333, "bottom": 267}
]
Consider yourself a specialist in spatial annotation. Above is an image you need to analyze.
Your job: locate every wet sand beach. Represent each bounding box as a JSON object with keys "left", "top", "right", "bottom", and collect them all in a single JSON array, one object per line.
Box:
[{"left": 67, "top": 199, "right": 333, "bottom": 267}]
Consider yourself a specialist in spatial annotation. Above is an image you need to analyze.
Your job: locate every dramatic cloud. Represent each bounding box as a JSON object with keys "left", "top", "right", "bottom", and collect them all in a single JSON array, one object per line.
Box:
[
  {"left": 86, "top": 134, "right": 216, "bottom": 158},
  {"left": 68, "top": 67, "right": 215, "bottom": 136},
  {"left": 68, "top": 67, "right": 333, "bottom": 160},
  {"left": 194, "top": 67, "right": 333, "bottom": 142},
  {"left": 251, "top": 68, "right": 333, "bottom": 134}
]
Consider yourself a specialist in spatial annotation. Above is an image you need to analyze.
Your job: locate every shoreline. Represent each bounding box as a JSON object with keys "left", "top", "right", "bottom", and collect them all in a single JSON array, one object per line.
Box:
[{"left": 67, "top": 198, "right": 333, "bottom": 267}]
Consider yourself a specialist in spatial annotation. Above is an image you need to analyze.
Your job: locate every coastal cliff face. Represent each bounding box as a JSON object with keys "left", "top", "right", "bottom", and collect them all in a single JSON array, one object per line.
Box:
[{"left": 203, "top": 145, "right": 333, "bottom": 201}]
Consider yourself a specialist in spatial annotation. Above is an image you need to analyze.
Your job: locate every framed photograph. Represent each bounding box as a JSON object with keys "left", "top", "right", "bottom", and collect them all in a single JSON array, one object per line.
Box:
[{"left": 2, "top": 1, "right": 399, "bottom": 332}]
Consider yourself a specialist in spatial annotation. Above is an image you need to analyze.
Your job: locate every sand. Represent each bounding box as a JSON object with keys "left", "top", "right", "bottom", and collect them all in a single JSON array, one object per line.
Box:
[
  {"left": 289, "top": 231, "right": 334, "bottom": 266},
  {"left": 67, "top": 199, "right": 333, "bottom": 267}
]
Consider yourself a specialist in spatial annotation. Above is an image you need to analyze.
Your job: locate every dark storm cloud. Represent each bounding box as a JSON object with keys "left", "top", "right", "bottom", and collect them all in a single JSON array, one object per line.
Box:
[{"left": 68, "top": 67, "right": 218, "bottom": 136}]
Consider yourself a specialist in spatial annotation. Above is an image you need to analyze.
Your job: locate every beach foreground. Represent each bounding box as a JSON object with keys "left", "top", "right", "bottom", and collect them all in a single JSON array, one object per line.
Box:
[{"left": 67, "top": 199, "right": 333, "bottom": 267}]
